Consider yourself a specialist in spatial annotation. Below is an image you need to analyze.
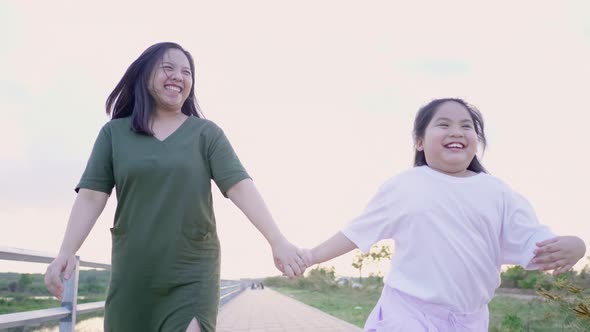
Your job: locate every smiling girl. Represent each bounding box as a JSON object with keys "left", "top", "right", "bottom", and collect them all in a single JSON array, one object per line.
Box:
[{"left": 302, "top": 98, "right": 586, "bottom": 331}]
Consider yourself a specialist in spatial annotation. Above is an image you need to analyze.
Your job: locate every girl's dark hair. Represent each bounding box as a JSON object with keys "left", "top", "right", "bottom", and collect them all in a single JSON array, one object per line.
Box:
[
  {"left": 412, "top": 98, "right": 488, "bottom": 173},
  {"left": 105, "top": 42, "right": 202, "bottom": 135}
]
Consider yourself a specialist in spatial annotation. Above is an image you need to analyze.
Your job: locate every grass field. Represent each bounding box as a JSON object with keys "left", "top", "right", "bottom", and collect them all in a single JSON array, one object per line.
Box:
[
  {"left": 272, "top": 286, "right": 585, "bottom": 331},
  {"left": 0, "top": 295, "right": 106, "bottom": 332},
  {"left": 274, "top": 286, "right": 381, "bottom": 327}
]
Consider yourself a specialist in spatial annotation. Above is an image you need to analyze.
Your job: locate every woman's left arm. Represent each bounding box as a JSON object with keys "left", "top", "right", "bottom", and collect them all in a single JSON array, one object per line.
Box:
[{"left": 226, "top": 179, "right": 306, "bottom": 278}]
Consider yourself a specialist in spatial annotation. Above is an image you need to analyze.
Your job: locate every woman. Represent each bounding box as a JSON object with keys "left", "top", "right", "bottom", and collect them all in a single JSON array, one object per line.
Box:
[{"left": 44, "top": 42, "right": 306, "bottom": 332}]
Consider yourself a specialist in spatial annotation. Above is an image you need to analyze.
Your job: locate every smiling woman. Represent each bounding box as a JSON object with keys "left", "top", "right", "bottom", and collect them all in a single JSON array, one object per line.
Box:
[{"left": 42, "top": 42, "right": 307, "bottom": 332}]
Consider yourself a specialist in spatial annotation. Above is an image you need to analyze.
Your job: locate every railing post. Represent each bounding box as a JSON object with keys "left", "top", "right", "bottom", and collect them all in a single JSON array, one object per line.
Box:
[{"left": 59, "top": 257, "right": 80, "bottom": 332}]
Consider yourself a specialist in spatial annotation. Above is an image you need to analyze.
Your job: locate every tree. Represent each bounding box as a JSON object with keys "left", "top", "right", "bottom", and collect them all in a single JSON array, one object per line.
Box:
[
  {"left": 369, "top": 245, "right": 392, "bottom": 263},
  {"left": 351, "top": 250, "right": 370, "bottom": 282},
  {"left": 578, "top": 265, "right": 588, "bottom": 280},
  {"left": 8, "top": 281, "right": 17, "bottom": 292},
  {"left": 18, "top": 273, "right": 32, "bottom": 292},
  {"left": 501, "top": 266, "right": 526, "bottom": 288},
  {"left": 351, "top": 244, "right": 393, "bottom": 282}
]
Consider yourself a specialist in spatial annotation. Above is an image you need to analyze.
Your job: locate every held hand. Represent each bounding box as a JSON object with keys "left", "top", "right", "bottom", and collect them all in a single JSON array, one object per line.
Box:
[
  {"left": 271, "top": 238, "right": 307, "bottom": 278},
  {"left": 44, "top": 253, "right": 77, "bottom": 300},
  {"left": 532, "top": 236, "right": 586, "bottom": 275},
  {"left": 300, "top": 248, "right": 315, "bottom": 268}
]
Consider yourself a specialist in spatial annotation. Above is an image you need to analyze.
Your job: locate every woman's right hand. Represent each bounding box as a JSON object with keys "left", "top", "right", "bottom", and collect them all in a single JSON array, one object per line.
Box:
[{"left": 44, "top": 253, "right": 77, "bottom": 300}]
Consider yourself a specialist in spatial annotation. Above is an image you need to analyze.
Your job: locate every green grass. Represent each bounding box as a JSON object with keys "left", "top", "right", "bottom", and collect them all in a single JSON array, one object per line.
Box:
[
  {"left": 272, "top": 286, "right": 582, "bottom": 331},
  {"left": 0, "top": 295, "right": 106, "bottom": 332},
  {"left": 0, "top": 297, "right": 60, "bottom": 315},
  {"left": 272, "top": 286, "right": 381, "bottom": 327},
  {"left": 488, "top": 295, "right": 582, "bottom": 332},
  {"left": 0, "top": 294, "right": 106, "bottom": 314}
]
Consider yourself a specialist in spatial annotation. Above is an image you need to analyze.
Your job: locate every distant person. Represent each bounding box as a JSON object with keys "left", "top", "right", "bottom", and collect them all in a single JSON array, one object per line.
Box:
[
  {"left": 301, "top": 98, "right": 586, "bottom": 331},
  {"left": 44, "top": 42, "right": 307, "bottom": 332},
  {"left": 259, "top": 282, "right": 264, "bottom": 290}
]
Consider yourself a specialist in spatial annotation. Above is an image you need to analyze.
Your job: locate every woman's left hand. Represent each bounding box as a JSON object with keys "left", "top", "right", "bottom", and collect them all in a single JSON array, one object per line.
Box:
[
  {"left": 532, "top": 236, "right": 586, "bottom": 275},
  {"left": 271, "top": 237, "right": 307, "bottom": 278}
]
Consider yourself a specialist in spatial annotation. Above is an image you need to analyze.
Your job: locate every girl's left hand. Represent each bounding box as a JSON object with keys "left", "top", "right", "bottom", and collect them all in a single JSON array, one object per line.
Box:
[
  {"left": 532, "top": 236, "right": 586, "bottom": 275},
  {"left": 271, "top": 237, "right": 307, "bottom": 278}
]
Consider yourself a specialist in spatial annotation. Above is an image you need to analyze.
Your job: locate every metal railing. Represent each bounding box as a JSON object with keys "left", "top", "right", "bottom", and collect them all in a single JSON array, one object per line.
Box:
[{"left": 0, "top": 246, "right": 245, "bottom": 331}]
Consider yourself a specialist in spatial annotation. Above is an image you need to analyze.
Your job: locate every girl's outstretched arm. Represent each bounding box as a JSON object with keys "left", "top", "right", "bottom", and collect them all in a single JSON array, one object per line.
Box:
[
  {"left": 303, "top": 232, "right": 358, "bottom": 267},
  {"left": 532, "top": 236, "right": 586, "bottom": 275}
]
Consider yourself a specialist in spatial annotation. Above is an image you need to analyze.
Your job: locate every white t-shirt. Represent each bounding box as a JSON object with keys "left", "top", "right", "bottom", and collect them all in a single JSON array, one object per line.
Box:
[{"left": 341, "top": 166, "right": 555, "bottom": 313}]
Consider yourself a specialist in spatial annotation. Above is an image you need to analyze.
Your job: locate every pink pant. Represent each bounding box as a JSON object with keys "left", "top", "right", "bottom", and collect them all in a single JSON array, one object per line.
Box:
[{"left": 364, "top": 286, "right": 489, "bottom": 331}]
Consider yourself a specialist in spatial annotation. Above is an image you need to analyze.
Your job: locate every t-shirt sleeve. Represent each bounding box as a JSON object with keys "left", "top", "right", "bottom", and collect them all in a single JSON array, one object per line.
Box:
[
  {"left": 206, "top": 123, "right": 251, "bottom": 197},
  {"left": 500, "top": 190, "right": 556, "bottom": 269},
  {"left": 75, "top": 124, "right": 115, "bottom": 195},
  {"left": 340, "top": 179, "right": 400, "bottom": 253}
]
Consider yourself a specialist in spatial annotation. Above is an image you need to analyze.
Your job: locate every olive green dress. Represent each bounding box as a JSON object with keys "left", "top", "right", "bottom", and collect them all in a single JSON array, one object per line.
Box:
[{"left": 76, "top": 116, "right": 250, "bottom": 332}]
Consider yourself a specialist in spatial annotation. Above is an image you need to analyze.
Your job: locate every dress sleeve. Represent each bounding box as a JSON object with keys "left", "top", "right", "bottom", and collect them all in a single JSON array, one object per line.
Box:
[
  {"left": 75, "top": 124, "right": 115, "bottom": 195},
  {"left": 206, "top": 123, "right": 251, "bottom": 197},
  {"left": 340, "top": 179, "right": 400, "bottom": 252},
  {"left": 500, "top": 190, "right": 556, "bottom": 269}
]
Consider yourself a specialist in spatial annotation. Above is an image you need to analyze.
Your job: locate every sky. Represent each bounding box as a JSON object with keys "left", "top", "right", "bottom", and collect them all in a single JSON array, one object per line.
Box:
[{"left": 1, "top": 1, "right": 590, "bottom": 280}]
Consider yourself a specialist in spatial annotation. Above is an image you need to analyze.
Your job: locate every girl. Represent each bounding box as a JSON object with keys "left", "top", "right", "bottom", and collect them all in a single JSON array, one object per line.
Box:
[
  {"left": 302, "top": 98, "right": 586, "bottom": 331},
  {"left": 44, "top": 42, "right": 307, "bottom": 332}
]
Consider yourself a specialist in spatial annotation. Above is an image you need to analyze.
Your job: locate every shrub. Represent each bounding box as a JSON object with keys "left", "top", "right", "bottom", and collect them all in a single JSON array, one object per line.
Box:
[
  {"left": 537, "top": 277, "right": 590, "bottom": 331},
  {"left": 264, "top": 265, "right": 337, "bottom": 291},
  {"left": 500, "top": 313, "right": 524, "bottom": 332}
]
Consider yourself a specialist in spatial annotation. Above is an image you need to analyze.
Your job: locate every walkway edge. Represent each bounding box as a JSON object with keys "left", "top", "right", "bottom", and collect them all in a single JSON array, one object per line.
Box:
[{"left": 268, "top": 288, "right": 363, "bottom": 331}]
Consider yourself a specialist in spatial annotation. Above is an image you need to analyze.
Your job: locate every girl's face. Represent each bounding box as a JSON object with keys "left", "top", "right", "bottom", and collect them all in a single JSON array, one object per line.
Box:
[
  {"left": 148, "top": 48, "right": 192, "bottom": 112},
  {"left": 416, "top": 101, "right": 478, "bottom": 177}
]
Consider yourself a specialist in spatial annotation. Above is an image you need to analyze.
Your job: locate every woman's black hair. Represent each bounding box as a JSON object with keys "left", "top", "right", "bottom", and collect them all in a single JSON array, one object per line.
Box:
[
  {"left": 413, "top": 98, "right": 488, "bottom": 173},
  {"left": 105, "top": 42, "right": 202, "bottom": 135}
]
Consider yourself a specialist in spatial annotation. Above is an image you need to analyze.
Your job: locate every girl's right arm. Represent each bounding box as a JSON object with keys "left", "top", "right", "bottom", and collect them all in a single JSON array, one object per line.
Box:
[
  {"left": 303, "top": 232, "right": 358, "bottom": 266},
  {"left": 44, "top": 189, "right": 109, "bottom": 300}
]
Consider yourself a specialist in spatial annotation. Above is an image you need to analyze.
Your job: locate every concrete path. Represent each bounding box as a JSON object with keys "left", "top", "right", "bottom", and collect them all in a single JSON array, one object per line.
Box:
[{"left": 216, "top": 288, "right": 363, "bottom": 332}]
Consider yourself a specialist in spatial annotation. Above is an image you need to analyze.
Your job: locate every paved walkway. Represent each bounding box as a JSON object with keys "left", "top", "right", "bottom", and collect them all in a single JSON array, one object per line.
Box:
[{"left": 216, "top": 288, "right": 362, "bottom": 332}]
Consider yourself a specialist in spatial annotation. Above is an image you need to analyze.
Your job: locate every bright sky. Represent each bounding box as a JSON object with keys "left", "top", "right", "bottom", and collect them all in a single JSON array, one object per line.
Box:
[{"left": 1, "top": 1, "right": 589, "bottom": 280}]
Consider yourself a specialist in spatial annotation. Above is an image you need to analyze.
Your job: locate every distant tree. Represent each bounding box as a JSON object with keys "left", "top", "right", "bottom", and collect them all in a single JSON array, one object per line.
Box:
[
  {"left": 8, "top": 281, "right": 17, "bottom": 292},
  {"left": 352, "top": 250, "right": 370, "bottom": 282},
  {"left": 18, "top": 274, "right": 32, "bottom": 292},
  {"left": 351, "top": 244, "right": 393, "bottom": 282},
  {"left": 578, "top": 265, "right": 589, "bottom": 280},
  {"left": 82, "top": 275, "right": 107, "bottom": 294},
  {"left": 369, "top": 245, "right": 392, "bottom": 263},
  {"left": 517, "top": 270, "right": 546, "bottom": 289},
  {"left": 501, "top": 266, "right": 526, "bottom": 288}
]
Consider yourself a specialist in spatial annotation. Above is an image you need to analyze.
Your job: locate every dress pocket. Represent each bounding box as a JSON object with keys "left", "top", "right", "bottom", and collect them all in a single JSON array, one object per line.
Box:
[
  {"left": 181, "top": 219, "right": 215, "bottom": 242},
  {"left": 109, "top": 227, "right": 128, "bottom": 259},
  {"left": 182, "top": 226, "right": 211, "bottom": 242}
]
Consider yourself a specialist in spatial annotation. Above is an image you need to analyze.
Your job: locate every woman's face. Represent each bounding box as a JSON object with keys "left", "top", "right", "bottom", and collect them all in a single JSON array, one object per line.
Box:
[{"left": 148, "top": 48, "right": 193, "bottom": 112}]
